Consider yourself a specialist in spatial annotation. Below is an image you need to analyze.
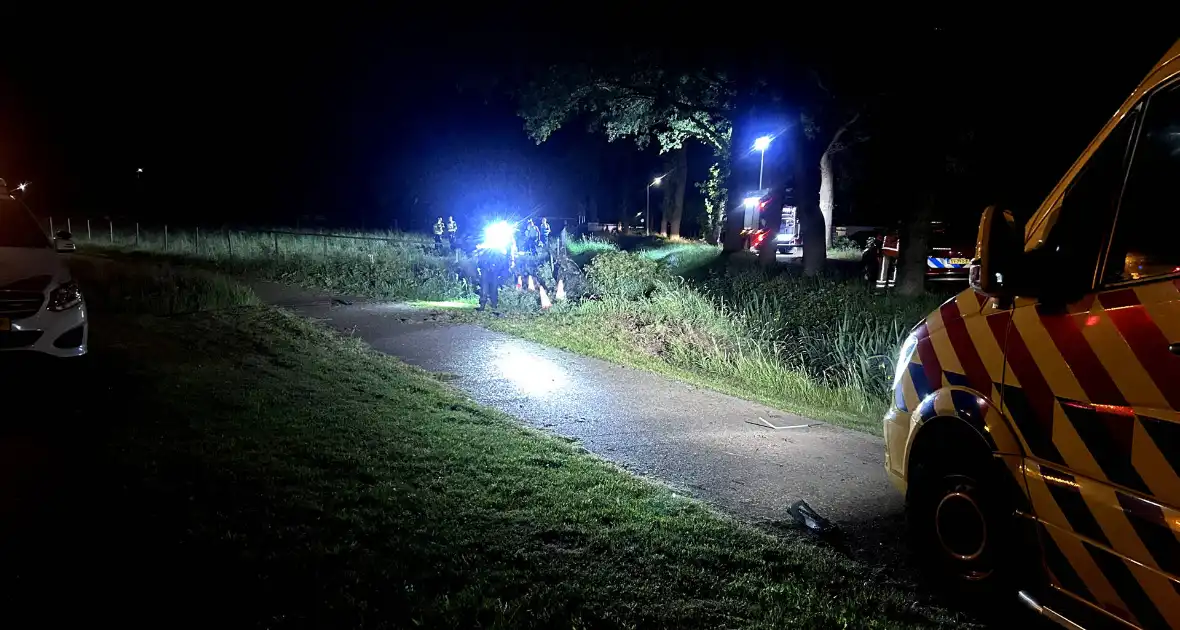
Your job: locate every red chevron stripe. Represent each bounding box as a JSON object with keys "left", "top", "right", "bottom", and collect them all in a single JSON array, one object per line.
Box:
[
  {"left": 916, "top": 326, "right": 943, "bottom": 391},
  {"left": 988, "top": 312, "right": 1060, "bottom": 454},
  {"left": 1099, "top": 289, "right": 1180, "bottom": 410},
  {"left": 940, "top": 301, "right": 991, "bottom": 395},
  {"left": 1038, "top": 308, "right": 1127, "bottom": 405}
]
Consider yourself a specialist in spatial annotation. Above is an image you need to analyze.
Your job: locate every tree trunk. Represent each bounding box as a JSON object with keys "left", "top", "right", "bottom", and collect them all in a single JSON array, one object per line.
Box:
[
  {"left": 659, "top": 148, "right": 688, "bottom": 237},
  {"left": 722, "top": 182, "right": 747, "bottom": 253},
  {"left": 794, "top": 118, "right": 827, "bottom": 276},
  {"left": 818, "top": 117, "right": 855, "bottom": 250},
  {"left": 897, "top": 193, "right": 934, "bottom": 296},
  {"left": 668, "top": 147, "right": 687, "bottom": 237},
  {"left": 723, "top": 105, "right": 753, "bottom": 253},
  {"left": 819, "top": 149, "right": 834, "bottom": 248}
]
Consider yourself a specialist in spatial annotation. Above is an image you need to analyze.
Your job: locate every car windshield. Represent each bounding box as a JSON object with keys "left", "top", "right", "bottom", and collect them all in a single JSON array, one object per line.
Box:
[{"left": 0, "top": 199, "right": 50, "bottom": 248}]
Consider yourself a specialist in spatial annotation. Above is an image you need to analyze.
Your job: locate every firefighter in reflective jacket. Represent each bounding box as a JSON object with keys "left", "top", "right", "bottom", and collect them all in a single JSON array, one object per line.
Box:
[
  {"left": 446, "top": 216, "right": 458, "bottom": 245},
  {"left": 432, "top": 217, "right": 445, "bottom": 245}
]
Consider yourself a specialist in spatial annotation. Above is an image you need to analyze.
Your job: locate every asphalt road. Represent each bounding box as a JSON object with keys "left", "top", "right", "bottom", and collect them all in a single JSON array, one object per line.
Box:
[{"left": 253, "top": 282, "right": 908, "bottom": 565}]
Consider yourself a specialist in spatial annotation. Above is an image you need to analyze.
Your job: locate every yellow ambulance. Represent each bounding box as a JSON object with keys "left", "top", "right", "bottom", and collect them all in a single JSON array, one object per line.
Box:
[{"left": 884, "top": 40, "right": 1180, "bottom": 629}]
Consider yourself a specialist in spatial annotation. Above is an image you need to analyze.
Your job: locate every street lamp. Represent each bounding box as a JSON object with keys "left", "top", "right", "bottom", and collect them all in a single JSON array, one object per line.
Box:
[
  {"left": 753, "top": 136, "right": 772, "bottom": 189},
  {"left": 646, "top": 175, "right": 663, "bottom": 236}
]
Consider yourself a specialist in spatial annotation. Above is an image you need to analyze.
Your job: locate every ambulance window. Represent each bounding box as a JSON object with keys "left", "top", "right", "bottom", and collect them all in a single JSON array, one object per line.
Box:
[
  {"left": 1105, "top": 80, "right": 1180, "bottom": 284},
  {"left": 1036, "top": 106, "right": 1137, "bottom": 292}
]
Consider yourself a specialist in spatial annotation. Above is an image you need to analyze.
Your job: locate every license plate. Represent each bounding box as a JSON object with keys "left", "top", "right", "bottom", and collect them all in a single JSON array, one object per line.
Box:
[
  {"left": 0, "top": 318, "right": 8, "bottom": 332},
  {"left": 949, "top": 258, "right": 971, "bottom": 266}
]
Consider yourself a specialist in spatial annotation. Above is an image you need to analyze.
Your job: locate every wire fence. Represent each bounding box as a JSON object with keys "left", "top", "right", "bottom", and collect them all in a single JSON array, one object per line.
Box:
[{"left": 48, "top": 217, "right": 432, "bottom": 259}]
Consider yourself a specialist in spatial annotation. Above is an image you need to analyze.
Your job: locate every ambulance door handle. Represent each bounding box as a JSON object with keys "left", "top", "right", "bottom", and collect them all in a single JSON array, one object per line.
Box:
[{"left": 1171, "top": 343, "right": 1180, "bottom": 356}]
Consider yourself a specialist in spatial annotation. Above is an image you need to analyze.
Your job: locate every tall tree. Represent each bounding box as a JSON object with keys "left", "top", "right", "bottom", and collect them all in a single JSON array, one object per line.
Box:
[
  {"left": 516, "top": 45, "right": 873, "bottom": 274},
  {"left": 659, "top": 147, "right": 688, "bottom": 236},
  {"left": 880, "top": 29, "right": 980, "bottom": 296}
]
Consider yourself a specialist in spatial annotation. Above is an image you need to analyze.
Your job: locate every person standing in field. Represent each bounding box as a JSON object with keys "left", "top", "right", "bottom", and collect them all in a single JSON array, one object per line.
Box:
[
  {"left": 432, "top": 217, "right": 445, "bottom": 250},
  {"left": 446, "top": 216, "right": 458, "bottom": 246},
  {"left": 524, "top": 219, "right": 540, "bottom": 255},
  {"left": 540, "top": 217, "right": 551, "bottom": 249}
]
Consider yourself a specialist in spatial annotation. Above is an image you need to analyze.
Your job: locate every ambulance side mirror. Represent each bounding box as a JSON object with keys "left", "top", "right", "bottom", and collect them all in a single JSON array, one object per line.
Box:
[{"left": 969, "top": 206, "right": 1020, "bottom": 298}]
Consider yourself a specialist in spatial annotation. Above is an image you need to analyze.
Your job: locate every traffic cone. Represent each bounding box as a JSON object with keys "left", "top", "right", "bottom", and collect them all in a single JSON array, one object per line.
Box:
[
  {"left": 555, "top": 278, "right": 566, "bottom": 301},
  {"left": 516, "top": 275, "right": 523, "bottom": 290},
  {"left": 539, "top": 285, "right": 552, "bottom": 310},
  {"left": 527, "top": 275, "right": 536, "bottom": 291}
]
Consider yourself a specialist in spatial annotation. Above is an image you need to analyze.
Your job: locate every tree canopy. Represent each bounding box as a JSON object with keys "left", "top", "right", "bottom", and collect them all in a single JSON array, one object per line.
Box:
[{"left": 517, "top": 60, "right": 732, "bottom": 158}]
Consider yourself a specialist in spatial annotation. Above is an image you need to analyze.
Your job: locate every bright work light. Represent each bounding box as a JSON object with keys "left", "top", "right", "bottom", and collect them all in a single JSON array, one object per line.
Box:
[{"left": 480, "top": 220, "right": 515, "bottom": 251}]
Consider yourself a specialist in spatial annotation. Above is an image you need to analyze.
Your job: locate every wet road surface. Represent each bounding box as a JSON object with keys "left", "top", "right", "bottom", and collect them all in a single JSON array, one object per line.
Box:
[{"left": 253, "top": 282, "right": 907, "bottom": 564}]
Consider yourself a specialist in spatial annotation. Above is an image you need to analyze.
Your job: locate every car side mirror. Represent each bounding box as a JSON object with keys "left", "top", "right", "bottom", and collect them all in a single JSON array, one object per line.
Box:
[{"left": 969, "top": 206, "right": 1020, "bottom": 298}]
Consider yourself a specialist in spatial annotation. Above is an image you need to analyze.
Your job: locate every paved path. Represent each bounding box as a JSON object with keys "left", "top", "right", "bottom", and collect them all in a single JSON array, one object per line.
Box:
[{"left": 253, "top": 282, "right": 907, "bottom": 564}]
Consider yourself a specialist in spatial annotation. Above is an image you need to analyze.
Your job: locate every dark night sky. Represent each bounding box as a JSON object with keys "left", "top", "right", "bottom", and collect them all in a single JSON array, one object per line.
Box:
[{"left": 0, "top": 12, "right": 1174, "bottom": 234}]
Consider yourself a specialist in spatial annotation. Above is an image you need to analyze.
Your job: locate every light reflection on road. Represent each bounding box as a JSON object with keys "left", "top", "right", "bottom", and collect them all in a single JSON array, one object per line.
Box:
[{"left": 492, "top": 346, "right": 567, "bottom": 394}]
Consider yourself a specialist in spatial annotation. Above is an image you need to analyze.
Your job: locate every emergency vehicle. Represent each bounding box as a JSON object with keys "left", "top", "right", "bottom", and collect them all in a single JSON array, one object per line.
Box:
[
  {"left": 743, "top": 190, "right": 802, "bottom": 256},
  {"left": 884, "top": 40, "right": 1180, "bottom": 629},
  {"left": 874, "top": 221, "right": 977, "bottom": 287}
]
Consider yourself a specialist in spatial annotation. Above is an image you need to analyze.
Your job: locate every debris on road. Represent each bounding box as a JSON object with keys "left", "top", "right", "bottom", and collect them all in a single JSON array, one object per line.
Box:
[
  {"left": 789, "top": 500, "right": 838, "bottom": 537},
  {"left": 747, "top": 417, "right": 821, "bottom": 430}
]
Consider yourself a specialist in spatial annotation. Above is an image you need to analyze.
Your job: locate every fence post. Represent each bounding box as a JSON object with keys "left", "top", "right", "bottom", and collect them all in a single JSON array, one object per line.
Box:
[
  {"left": 87, "top": 219, "right": 91, "bottom": 241},
  {"left": 323, "top": 234, "right": 328, "bottom": 255},
  {"left": 49, "top": 217, "right": 54, "bottom": 235},
  {"left": 109, "top": 221, "right": 114, "bottom": 243},
  {"left": 273, "top": 232, "right": 279, "bottom": 256},
  {"left": 67, "top": 218, "right": 72, "bottom": 234},
  {"left": 165, "top": 225, "right": 169, "bottom": 251},
  {"left": 195, "top": 226, "right": 200, "bottom": 255},
  {"left": 135, "top": 223, "right": 140, "bottom": 247},
  {"left": 226, "top": 229, "right": 232, "bottom": 257}
]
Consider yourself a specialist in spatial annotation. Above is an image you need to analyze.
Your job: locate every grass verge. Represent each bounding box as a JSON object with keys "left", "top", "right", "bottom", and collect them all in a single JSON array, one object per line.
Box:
[
  {"left": 87, "top": 227, "right": 473, "bottom": 302},
  {"left": 473, "top": 298, "right": 885, "bottom": 433},
  {"left": 3, "top": 264, "right": 970, "bottom": 628}
]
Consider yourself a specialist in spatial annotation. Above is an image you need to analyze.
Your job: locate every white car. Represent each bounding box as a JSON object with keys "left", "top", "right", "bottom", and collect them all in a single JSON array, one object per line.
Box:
[{"left": 0, "top": 199, "right": 87, "bottom": 357}]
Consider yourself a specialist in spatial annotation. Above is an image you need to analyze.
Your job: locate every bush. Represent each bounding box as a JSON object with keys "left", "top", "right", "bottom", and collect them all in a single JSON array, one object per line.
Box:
[
  {"left": 585, "top": 251, "right": 667, "bottom": 300},
  {"left": 828, "top": 235, "right": 862, "bottom": 261}
]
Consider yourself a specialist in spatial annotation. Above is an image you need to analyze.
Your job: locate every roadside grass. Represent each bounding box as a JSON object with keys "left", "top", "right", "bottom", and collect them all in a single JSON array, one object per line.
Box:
[
  {"left": 565, "top": 235, "right": 619, "bottom": 266},
  {"left": 640, "top": 241, "right": 722, "bottom": 275},
  {"left": 470, "top": 251, "right": 950, "bottom": 434},
  {"left": 69, "top": 256, "right": 259, "bottom": 315},
  {"left": 77, "top": 232, "right": 947, "bottom": 435},
  {"left": 481, "top": 298, "right": 885, "bottom": 432},
  {"left": 36, "top": 268, "right": 972, "bottom": 628},
  {"left": 88, "top": 227, "right": 472, "bottom": 301}
]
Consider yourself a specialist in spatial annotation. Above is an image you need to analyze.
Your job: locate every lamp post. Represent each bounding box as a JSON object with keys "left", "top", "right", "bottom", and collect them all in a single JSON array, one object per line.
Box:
[
  {"left": 753, "top": 136, "right": 772, "bottom": 189},
  {"left": 646, "top": 175, "right": 663, "bottom": 236}
]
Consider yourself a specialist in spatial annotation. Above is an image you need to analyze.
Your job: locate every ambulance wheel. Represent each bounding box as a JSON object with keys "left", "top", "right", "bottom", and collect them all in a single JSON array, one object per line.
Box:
[{"left": 906, "top": 433, "right": 1016, "bottom": 601}]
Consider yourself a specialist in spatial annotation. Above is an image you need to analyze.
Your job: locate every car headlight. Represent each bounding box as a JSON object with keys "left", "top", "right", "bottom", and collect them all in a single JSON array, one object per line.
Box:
[
  {"left": 891, "top": 330, "right": 920, "bottom": 389},
  {"left": 48, "top": 281, "right": 82, "bottom": 311}
]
